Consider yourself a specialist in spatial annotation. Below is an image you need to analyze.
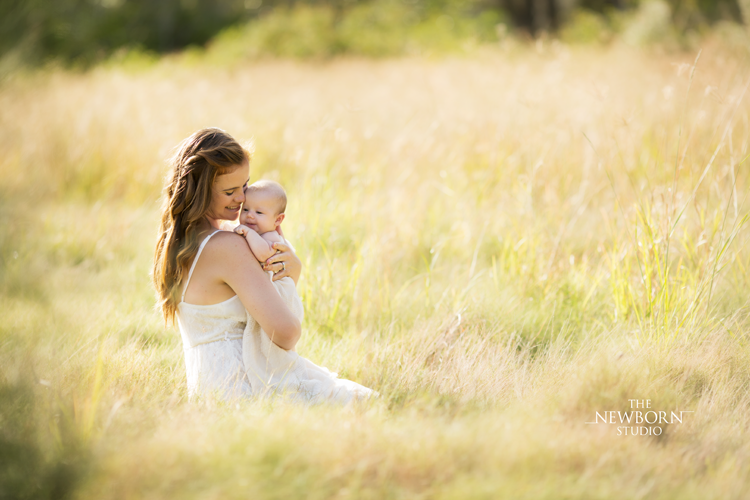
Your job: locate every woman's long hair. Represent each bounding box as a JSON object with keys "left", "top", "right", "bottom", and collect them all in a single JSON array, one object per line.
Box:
[{"left": 153, "top": 128, "right": 251, "bottom": 324}]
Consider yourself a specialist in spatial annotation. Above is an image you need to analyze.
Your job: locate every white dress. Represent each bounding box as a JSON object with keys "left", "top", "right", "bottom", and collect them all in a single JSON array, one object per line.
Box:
[
  {"left": 176, "top": 230, "right": 375, "bottom": 405},
  {"left": 176, "top": 290, "right": 250, "bottom": 401}
]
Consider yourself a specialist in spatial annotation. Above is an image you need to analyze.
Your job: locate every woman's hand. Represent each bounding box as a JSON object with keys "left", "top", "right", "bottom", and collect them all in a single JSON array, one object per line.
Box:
[{"left": 263, "top": 240, "right": 301, "bottom": 284}]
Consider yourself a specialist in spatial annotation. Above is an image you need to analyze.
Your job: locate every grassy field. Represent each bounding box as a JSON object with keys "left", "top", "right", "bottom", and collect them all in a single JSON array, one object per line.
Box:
[{"left": 2, "top": 37, "right": 750, "bottom": 499}]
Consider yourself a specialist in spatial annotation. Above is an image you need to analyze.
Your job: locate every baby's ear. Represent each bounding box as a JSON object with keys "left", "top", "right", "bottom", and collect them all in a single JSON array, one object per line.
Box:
[{"left": 275, "top": 213, "right": 285, "bottom": 226}]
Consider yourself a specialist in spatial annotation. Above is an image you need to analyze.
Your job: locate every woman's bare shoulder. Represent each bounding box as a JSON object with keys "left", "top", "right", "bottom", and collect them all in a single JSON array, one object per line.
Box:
[
  {"left": 201, "top": 231, "right": 253, "bottom": 263},
  {"left": 200, "top": 230, "right": 271, "bottom": 295}
]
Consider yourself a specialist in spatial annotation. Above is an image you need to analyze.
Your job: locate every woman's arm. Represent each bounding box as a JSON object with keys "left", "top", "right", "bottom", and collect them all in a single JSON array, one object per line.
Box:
[{"left": 212, "top": 233, "right": 301, "bottom": 350}]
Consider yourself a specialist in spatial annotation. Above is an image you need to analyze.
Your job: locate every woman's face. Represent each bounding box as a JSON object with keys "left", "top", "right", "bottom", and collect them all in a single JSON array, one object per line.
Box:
[{"left": 206, "top": 160, "right": 250, "bottom": 222}]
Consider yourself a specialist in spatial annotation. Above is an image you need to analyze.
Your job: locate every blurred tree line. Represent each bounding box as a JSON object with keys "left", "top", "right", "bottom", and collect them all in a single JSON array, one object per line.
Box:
[
  {"left": 0, "top": 0, "right": 746, "bottom": 64},
  {"left": 1, "top": 0, "right": 250, "bottom": 63},
  {"left": 507, "top": 0, "right": 745, "bottom": 34}
]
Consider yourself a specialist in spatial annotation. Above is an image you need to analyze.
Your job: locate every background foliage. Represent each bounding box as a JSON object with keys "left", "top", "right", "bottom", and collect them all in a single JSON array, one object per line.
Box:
[{"left": 1, "top": 0, "right": 749, "bottom": 65}]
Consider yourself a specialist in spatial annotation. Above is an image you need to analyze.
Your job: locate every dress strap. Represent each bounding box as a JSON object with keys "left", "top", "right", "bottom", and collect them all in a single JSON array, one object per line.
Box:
[{"left": 181, "top": 230, "right": 221, "bottom": 303}]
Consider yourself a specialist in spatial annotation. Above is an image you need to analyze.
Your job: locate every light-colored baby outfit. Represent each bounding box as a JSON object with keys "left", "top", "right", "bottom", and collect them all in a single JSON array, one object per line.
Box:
[{"left": 224, "top": 228, "right": 375, "bottom": 405}]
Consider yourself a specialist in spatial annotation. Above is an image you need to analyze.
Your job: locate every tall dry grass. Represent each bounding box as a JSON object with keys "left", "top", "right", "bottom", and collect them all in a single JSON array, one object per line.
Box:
[{"left": 1, "top": 38, "right": 749, "bottom": 498}]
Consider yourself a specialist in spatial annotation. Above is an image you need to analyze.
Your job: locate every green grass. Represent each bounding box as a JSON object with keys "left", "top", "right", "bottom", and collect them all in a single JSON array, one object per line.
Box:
[{"left": 1, "top": 38, "right": 750, "bottom": 498}]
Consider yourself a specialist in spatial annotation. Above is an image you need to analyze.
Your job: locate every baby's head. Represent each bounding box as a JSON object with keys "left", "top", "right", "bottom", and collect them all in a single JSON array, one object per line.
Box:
[{"left": 240, "top": 179, "right": 287, "bottom": 234}]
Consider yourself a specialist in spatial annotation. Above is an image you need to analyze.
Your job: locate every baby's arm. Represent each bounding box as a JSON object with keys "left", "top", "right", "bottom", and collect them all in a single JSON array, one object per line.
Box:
[
  {"left": 234, "top": 225, "right": 279, "bottom": 262},
  {"left": 260, "top": 231, "right": 284, "bottom": 247}
]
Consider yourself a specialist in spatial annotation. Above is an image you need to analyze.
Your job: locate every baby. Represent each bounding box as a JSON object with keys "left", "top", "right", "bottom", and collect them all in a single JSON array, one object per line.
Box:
[
  {"left": 227, "top": 179, "right": 305, "bottom": 351},
  {"left": 233, "top": 179, "right": 289, "bottom": 265}
]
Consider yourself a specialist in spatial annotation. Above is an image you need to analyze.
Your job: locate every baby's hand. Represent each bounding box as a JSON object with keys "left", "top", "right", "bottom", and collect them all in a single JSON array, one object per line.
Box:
[{"left": 234, "top": 225, "right": 252, "bottom": 238}]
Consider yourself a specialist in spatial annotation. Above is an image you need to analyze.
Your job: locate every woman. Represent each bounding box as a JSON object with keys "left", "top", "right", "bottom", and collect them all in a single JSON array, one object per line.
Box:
[{"left": 153, "top": 128, "right": 373, "bottom": 403}]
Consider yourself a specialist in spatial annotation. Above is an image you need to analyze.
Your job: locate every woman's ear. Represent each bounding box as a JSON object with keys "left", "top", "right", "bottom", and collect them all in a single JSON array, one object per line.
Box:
[{"left": 275, "top": 213, "right": 285, "bottom": 227}]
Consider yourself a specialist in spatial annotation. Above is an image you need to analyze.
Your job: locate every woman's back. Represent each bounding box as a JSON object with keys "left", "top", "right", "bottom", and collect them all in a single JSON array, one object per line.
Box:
[{"left": 176, "top": 231, "right": 252, "bottom": 400}]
